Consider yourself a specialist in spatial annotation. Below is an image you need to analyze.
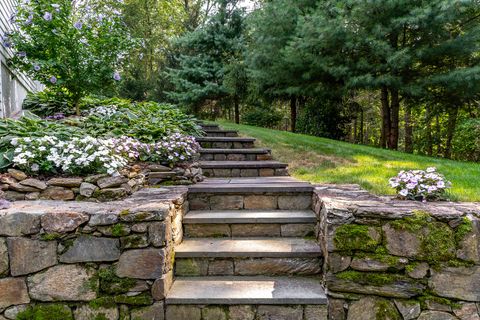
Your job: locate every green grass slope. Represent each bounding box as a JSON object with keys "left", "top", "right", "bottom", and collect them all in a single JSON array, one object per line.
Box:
[{"left": 219, "top": 121, "right": 480, "bottom": 202}]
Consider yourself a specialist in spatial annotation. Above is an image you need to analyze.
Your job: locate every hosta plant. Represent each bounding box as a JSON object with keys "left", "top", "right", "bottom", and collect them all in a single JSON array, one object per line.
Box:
[{"left": 389, "top": 167, "right": 451, "bottom": 201}]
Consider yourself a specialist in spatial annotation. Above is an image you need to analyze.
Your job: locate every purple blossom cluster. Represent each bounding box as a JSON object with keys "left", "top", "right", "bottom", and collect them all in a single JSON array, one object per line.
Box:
[
  {"left": 45, "top": 112, "right": 66, "bottom": 120},
  {"left": 389, "top": 167, "right": 451, "bottom": 201}
]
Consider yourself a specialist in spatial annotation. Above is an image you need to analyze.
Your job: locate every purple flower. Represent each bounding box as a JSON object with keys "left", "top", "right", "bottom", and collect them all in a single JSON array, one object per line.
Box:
[
  {"left": 25, "top": 14, "right": 33, "bottom": 25},
  {"left": 51, "top": 4, "right": 60, "bottom": 12},
  {"left": 17, "top": 51, "right": 26, "bottom": 58},
  {"left": 43, "top": 12, "right": 52, "bottom": 21},
  {"left": 113, "top": 72, "right": 121, "bottom": 81},
  {"left": 49, "top": 76, "right": 57, "bottom": 84},
  {"left": 73, "top": 21, "right": 83, "bottom": 30},
  {"left": 33, "top": 65, "right": 41, "bottom": 71}
]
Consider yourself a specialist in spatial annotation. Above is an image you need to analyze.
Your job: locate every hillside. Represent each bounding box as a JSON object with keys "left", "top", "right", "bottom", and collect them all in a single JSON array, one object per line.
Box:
[{"left": 219, "top": 121, "right": 480, "bottom": 202}]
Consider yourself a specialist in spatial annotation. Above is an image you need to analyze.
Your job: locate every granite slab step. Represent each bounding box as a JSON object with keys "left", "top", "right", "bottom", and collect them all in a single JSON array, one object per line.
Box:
[
  {"left": 166, "top": 276, "right": 327, "bottom": 305},
  {"left": 200, "top": 161, "right": 286, "bottom": 169},
  {"left": 188, "top": 181, "right": 313, "bottom": 193},
  {"left": 175, "top": 238, "right": 322, "bottom": 258},
  {"left": 196, "top": 137, "right": 256, "bottom": 149},
  {"left": 184, "top": 210, "right": 316, "bottom": 224},
  {"left": 204, "top": 130, "right": 239, "bottom": 137}
]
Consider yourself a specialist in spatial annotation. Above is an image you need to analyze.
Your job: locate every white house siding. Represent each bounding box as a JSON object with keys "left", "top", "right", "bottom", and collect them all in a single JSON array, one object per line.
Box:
[{"left": 0, "top": 0, "right": 42, "bottom": 118}]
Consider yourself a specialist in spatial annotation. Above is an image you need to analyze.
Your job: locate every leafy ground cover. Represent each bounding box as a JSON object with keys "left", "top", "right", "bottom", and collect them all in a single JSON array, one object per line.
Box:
[{"left": 219, "top": 121, "right": 480, "bottom": 202}]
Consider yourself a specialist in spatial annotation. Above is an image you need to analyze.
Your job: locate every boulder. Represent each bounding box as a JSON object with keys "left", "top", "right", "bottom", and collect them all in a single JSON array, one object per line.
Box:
[
  {"left": 453, "top": 303, "right": 480, "bottom": 320},
  {"left": 59, "top": 236, "right": 120, "bottom": 263},
  {"left": 417, "top": 311, "right": 457, "bottom": 320},
  {"left": 41, "top": 211, "right": 89, "bottom": 233},
  {"left": 3, "top": 304, "right": 28, "bottom": 319},
  {"left": 0, "top": 278, "right": 30, "bottom": 308},
  {"left": 394, "top": 300, "right": 421, "bottom": 320},
  {"left": 0, "top": 212, "right": 40, "bottom": 236},
  {"left": 79, "top": 182, "right": 98, "bottom": 197},
  {"left": 116, "top": 249, "right": 166, "bottom": 279},
  {"left": 7, "top": 238, "right": 57, "bottom": 276},
  {"left": 28, "top": 265, "right": 97, "bottom": 301},
  {"left": 7, "top": 169, "right": 27, "bottom": 181},
  {"left": 9, "top": 182, "right": 40, "bottom": 192},
  {"left": 19, "top": 178, "right": 47, "bottom": 190},
  {"left": 429, "top": 266, "right": 480, "bottom": 301},
  {"left": 96, "top": 188, "right": 128, "bottom": 200},
  {"left": 40, "top": 186, "right": 75, "bottom": 200},
  {"left": 347, "top": 296, "right": 401, "bottom": 320},
  {"left": 47, "top": 177, "right": 83, "bottom": 187},
  {"left": 383, "top": 224, "right": 422, "bottom": 258},
  {"left": 152, "top": 271, "right": 174, "bottom": 300},
  {"left": 97, "top": 176, "right": 128, "bottom": 189},
  {"left": 88, "top": 213, "right": 118, "bottom": 226}
]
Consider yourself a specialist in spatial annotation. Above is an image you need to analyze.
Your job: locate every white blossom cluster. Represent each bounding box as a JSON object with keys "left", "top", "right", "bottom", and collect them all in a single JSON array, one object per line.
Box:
[
  {"left": 389, "top": 167, "right": 451, "bottom": 201},
  {"left": 12, "top": 136, "right": 128, "bottom": 175},
  {"left": 86, "top": 105, "right": 118, "bottom": 118},
  {"left": 151, "top": 132, "right": 200, "bottom": 164}
]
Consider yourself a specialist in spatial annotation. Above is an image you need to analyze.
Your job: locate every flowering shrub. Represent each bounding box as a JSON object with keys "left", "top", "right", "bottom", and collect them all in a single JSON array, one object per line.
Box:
[
  {"left": 389, "top": 167, "right": 451, "bottom": 201},
  {"left": 86, "top": 105, "right": 119, "bottom": 118},
  {"left": 149, "top": 133, "right": 200, "bottom": 164},
  {"left": 5, "top": 0, "right": 133, "bottom": 115},
  {"left": 12, "top": 136, "right": 128, "bottom": 175}
]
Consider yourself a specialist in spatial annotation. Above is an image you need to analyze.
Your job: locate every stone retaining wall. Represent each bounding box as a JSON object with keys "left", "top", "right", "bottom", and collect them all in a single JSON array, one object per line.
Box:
[
  {"left": 0, "top": 187, "right": 188, "bottom": 320},
  {"left": 314, "top": 185, "right": 480, "bottom": 320}
]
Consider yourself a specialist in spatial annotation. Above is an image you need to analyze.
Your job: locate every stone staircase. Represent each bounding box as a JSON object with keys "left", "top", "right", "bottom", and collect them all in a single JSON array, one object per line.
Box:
[{"left": 165, "top": 123, "right": 327, "bottom": 319}]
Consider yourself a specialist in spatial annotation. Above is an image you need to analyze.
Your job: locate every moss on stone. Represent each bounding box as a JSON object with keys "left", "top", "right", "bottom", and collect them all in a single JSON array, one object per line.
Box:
[
  {"left": 405, "top": 262, "right": 418, "bottom": 274},
  {"left": 422, "top": 221, "right": 455, "bottom": 264},
  {"left": 334, "top": 224, "right": 380, "bottom": 253},
  {"left": 418, "top": 293, "right": 461, "bottom": 309},
  {"left": 114, "top": 292, "right": 153, "bottom": 305},
  {"left": 111, "top": 224, "right": 129, "bottom": 237},
  {"left": 40, "top": 233, "right": 62, "bottom": 241},
  {"left": 16, "top": 304, "right": 73, "bottom": 320},
  {"left": 120, "top": 235, "right": 147, "bottom": 249},
  {"left": 390, "top": 210, "right": 430, "bottom": 232},
  {"left": 355, "top": 247, "right": 401, "bottom": 267},
  {"left": 336, "top": 270, "right": 400, "bottom": 286},
  {"left": 89, "top": 297, "right": 117, "bottom": 309},
  {"left": 94, "top": 315, "right": 109, "bottom": 320},
  {"left": 455, "top": 217, "right": 473, "bottom": 244},
  {"left": 97, "top": 266, "right": 137, "bottom": 294},
  {"left": 119, "top": 209, "right": 130, "bottom": 217},
  {"left": 375, "top": 299, "right": 402, "bottom": 320}
]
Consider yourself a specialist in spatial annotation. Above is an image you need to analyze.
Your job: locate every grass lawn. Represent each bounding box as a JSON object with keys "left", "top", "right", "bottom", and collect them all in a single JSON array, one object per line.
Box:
[{"left": 218, "top": 121, "right": 480, "bottom": 202}]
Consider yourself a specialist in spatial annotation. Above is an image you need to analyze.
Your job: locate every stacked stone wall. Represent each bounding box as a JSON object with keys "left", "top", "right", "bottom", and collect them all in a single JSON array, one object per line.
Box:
[
  {"left": 0, "top": 187, "right": 187, "bottom": 320},
  {"left": 314, "top": 185, "right": 480, "bottom": 320}
]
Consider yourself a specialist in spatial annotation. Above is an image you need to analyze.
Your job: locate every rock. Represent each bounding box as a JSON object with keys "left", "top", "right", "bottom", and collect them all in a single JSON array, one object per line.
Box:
[
  {"left": 4, "top": 304, "right": 28, "bottom": 319},
  {"left": 166, "top": 306, "right": 201, "bottom": 320},
  {"left": 7, "top": 169, "right": 27, "bottom": 181},
  {"left": 47, "top": 177, "right": 83, "bottom": 187},
  {"left": 278, "top": 195, "right": 312, "bottom": 210},
  {"left": 60, "top": 236, "right": 120, "bottom": 263},
  {"left": 407, "top": 262, "right": 429, "bottom": 279},
  {"left": 208, "top": 259, "right": 234, "bottom": 275},
  {"left": 417, "top": 311, "right": 457, "bottom": 320},
  {"left": 305, "top": 305, "right": 328, "bottom": 320},
  {"left": 149, "top": 172, "right": 176, "bottom": 179},
  {"left": 328, "top": 299, "right": 346, "bottom": 320},
  {"left": 326, "top": 272, "right": 425, "bottom": 298},
  {"left": 130, "top": 302, "right": 164, "bottom": 320},
  {"left": 96, "top": 188, "right": 128, "bottom": 200},
  {"left": 19, "top": 178, "right": 47, "bottom": 190},
  {"left": 152, "top": 271, "right": 174, "bottom": 300},
  {"left": 4, "top": 191, "right": 25, "bottom": 201},
  {"left": 347, "top": 296, "right": 401, "bottom": 320},
  {"left": 281, "top": 224, "right": 314, "bottom": 237},
  {"left": 175, "top": 258, "right": 208, "bottom": 276},
  {"left": 424, "top": 299, "right": 452, "bottom": 312},
  {"left": 202, "top": 306, "right": 227, "bottom": 320},
  {"left": 97, "top": 176, "right": 129, "bottom": 189},
  {"left": 257, "top": 305, "right": 303, "bottom": 320},
  {"left": 147, "top": 164, "right": 171, "bottom": 172},
  {"left": 120, "top": 234, "right": 149, "bottom": 249},
  {"left": 394, "top": 300, "right": 421, "bottom": 320},
  {"left": 40, "top": 186, "right": 75, "bottom": 200},
  {"left": 0, "top": 212, "right": 40, "bottom": 236},
  {"left": 149, "top": 221, "right": 170, "bottom": 247},
  {"left": 9, "top": 182, "right": 40, "bottom": 192},
  {"left": 244, "top": 195, "right": 277, "bottom": 209},
  {"left": 453, "top": 303, "right": 480, "bottom": 320},
  {"left": 383, "top": 224, "right": 422, "bottom": 258},
  {"left": 457, "top": 219, "right": 480, "bottom": 263},
  {"left": 210, "top": 195, "right": 243, "bottom": 210},
  {"left": 79, "top": 182, "right": 98, "bottom": 197},
  {"left": 0, "top": 278, "right": 29, "bottom": 308},
  {"left": 328, "top": 253, "right": 352, "bottom": 273},
  {"left": 0, "top": 238, "right": 8, "bottom": 275},
  {"left": 73, "top": 305, "right": 119, "bottom": 320},
  {"left": 429, "top": 266, "right": 480, "bottom": 301},
  {"left": 7, "top": 238, "right": 57, "bottom": 276},
  {"left": 28, "top": 264, "right": 97, "bottom": 301},
  {"left": 229, "top": 306, "right": 255, "bottom": 320},
  {"left": 41, "top": 211, "right": 89, "bottom": 233},
  {"left": 116, "top": 249, "right": 165, "bottom": 279},
  {"left": 132, "top": 223, "right": 149, "bottom": 233},
  {"left": 84, "top": 174, "right": 109, "bottom": 184},
  {"left": 25, "top": 192, "right": 40, "bottom": 200},
  {"left": 235, "top": 258, "right": 321, "bottom": 276},
  {"left": 350, "top": 256, "right": 407, "bottom": 272},
  {"left": 88, "top": 213, "right": 118, "bottom": 226}
]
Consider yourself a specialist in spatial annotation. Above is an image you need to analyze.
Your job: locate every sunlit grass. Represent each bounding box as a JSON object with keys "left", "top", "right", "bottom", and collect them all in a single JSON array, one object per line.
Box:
[{"left": 218, "top": 121, "right": 480, "bottom": 202}]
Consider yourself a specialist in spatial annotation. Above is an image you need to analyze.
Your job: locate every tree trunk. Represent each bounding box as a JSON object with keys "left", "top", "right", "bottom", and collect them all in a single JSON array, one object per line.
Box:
[
  {"left": 388, "top": 88, "right": 400, "bottom": 150},
  {"left": 380, "top": 86, "right": 390, "bottom": 148},
  {"left": 290, "top": 97, "right": 297, "bottom": 133},
  {"left": 404, "top": 104, "right": 413, "bottom": 153},
  {"left": 435, "top": 115, "right": 442, "bottom": 156},
  {"left": 359, "top": 108, "right": 364, "bottom": 144},
  {"left": 444, "top": 107, "right": 458, "bottom": 159},
  {"left": 425, "top": 106, "right": 433, "bottom": 156},
  {"left": 234, "top": 95, "right": 240, "bottom": 124},
  {"left": 353, "top": 118, "right": 358, "bottom": 143},
  {"left": 74, "top": 96, "right": 81, "bottom": 116}
]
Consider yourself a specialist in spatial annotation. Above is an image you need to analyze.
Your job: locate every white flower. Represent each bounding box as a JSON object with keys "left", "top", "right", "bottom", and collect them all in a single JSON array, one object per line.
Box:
[
  {"left": 426, "top": 167, "right": 436, "bottom": 173},
  {"left": 399, "top": 189, "right": 408, "bottom": 197}
]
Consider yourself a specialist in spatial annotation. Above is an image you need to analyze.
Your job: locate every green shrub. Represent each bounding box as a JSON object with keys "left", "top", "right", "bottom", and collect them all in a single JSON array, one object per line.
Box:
[
  {"left": 452, "top": 118, "right": 480, "bottom": 161},
  {"left": 242, "top": 107, "right": 283, "bottom": 128},
  {"left": 22, "top": 90, "right": 73, "bottom": 117}
]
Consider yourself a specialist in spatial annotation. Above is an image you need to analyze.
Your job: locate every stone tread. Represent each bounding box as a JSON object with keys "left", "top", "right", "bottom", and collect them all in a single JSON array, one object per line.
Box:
[
  {"left": 200, "top": 161, "right": 287, "bottom": 169},
  {"left": 196, "top": 137, "right": 256, "bottom": 142},
  {"left": 199, "top": 148, "right": 271, "bottom": 154},
  {"left": 175, "top": 238, "right": 322, "bottom": 258},
  {"left": 166, "top": 276, "right": 327, "bottom": 305},
  {"left": 184, "top": 210, "right": 316, "bottom": 224},
  {"left": 188, "top": 182, "right": 313, "bottom": 193},
  {"left": 203, "top": 129, "right": 239, "bottom": 133}
]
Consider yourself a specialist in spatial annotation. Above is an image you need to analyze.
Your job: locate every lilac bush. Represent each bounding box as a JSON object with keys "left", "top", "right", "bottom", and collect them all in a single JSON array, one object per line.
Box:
[{"left": 389, "top": 167, "right": 451, "bottom": 201}]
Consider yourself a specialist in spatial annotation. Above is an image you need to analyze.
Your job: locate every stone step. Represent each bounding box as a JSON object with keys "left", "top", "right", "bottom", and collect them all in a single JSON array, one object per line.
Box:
[
  {"left": 175, "top": 257, "right": 322, "bottom": 276},
  {"left": 200, "top": 124, "right": 220, "bottom": 130},
  {"left": 184, "top": 210, "right": 316, "bottom": 238},
  {"left": 200, "top": 161, "right": 288, "bottom": 178},
  {"left": 175, "top": 238, "right": 322, "bottom": 258},
  {"left": 204, "top": 129, "right": 239, "bottom": 137},
  {"left": 196, "top": 137, "right": 256, "bottom": 149},
  {"left": 166, "top": 276, "right": 327, "bottom": 305},
  {"left": 199, "top": 148, "right": 272, "bottom": 161}
]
